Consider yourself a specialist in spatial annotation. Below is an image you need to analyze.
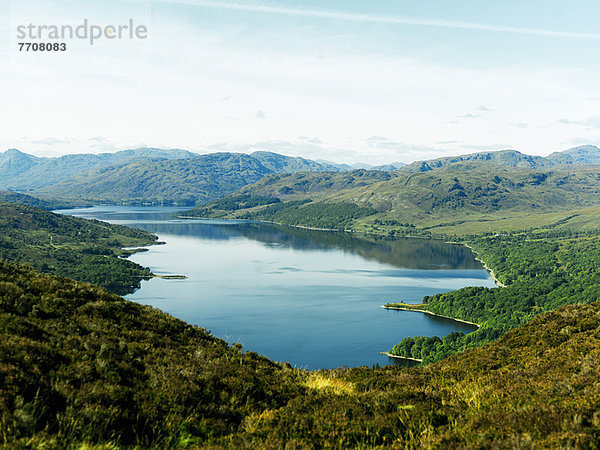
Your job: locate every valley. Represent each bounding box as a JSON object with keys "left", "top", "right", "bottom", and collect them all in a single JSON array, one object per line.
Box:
[{"left": 1, "top": 145, "right": 600, "bottom": 446}]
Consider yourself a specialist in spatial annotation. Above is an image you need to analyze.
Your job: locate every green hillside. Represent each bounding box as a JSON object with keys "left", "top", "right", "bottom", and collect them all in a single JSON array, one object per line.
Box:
[
  {"left": 0, "top": 203, "right": 157, "bottom": 294},
  {"left": 2, "top": 255, "right": 600, "bottom": 447},
  {"left": 185, "top": 164, "right": 600, "bottom": 236},
  {"left": 235, "top": 169, "right": 396, "bottom": 199},
  {"left": 0, "top": 190, "right": 83, "bottom": 210},
  {"left": 339, "top": 164, "right": 600, "bottom": 221}
]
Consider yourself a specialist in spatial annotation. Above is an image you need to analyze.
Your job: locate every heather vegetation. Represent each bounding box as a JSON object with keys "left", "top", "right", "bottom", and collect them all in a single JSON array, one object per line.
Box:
[{"left": 2, "top": 257, "right": 600, "bottom": 447}]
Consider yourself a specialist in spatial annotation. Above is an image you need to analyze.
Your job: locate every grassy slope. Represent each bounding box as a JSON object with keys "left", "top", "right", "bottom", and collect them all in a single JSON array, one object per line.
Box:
[
  {"left": 0, "top": 203, "right": 157, "bottom": 294},
  {"left": 320, "top": 164, "right": 600, "bottom": 223},
  {"left": 187, "top": 163, "right": 600, "bottom": 237},
  {"left": 2, "top": 259, "right": 600, "bottom": 447}
]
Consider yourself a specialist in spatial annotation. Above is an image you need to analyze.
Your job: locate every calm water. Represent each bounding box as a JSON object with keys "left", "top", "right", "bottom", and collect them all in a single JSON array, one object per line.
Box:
[{"left": 59, "top": 206, "right": 496, "bottom": 369}]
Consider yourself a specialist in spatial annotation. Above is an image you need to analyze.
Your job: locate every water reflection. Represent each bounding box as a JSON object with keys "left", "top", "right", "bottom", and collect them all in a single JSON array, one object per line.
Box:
[{"left": 60, "top": 206, "right": 484, "bottom": 271}]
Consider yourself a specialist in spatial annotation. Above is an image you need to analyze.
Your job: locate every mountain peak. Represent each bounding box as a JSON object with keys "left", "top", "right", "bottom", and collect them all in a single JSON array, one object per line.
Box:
[{"left": 546, "top": 144, "right": 600, "bottom": 165}]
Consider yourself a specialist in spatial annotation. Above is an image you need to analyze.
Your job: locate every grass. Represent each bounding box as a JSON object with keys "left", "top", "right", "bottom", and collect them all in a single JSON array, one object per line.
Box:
[{"left": 304, "top": 372, "right": 356, "bottom": 395}]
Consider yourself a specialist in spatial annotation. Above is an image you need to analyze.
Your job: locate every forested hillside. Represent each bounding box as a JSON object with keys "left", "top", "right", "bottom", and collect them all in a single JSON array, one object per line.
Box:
[
  {"left": 388, "top": 229, "right": 600, "bottom": 363},
  {"left": 0, "top": 203, "right": 157, "bottom": 294}
]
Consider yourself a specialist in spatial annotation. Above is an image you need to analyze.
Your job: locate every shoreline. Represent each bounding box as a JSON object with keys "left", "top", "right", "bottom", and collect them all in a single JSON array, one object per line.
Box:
[
  {"left": 463, "top": 243, "right": 506, "bottom": 288},
  {"left": 381, "top": 305, "right": 480, "bottom": 328},
  {"left": 380, "top": 351, "right": 423, "bottom": 363},
  {"left": 176, "top": 216, "right": 348, "bottom": 233}
]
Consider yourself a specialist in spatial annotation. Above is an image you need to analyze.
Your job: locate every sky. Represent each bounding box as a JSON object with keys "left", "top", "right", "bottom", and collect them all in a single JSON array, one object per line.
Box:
[{"left": 1, "top": 0, "right": 599, "bottom": 164}]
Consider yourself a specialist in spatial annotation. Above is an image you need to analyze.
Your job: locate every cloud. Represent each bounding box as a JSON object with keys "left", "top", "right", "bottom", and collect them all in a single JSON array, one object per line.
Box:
[
  {"left": 87, "top": 136, "right": 118, "bottom": 151},
  {"left": 556, "top": 116, "right": 600, "bottom": 129},
  {"left": 255, "top": 110, "right": 267, "bottom": 119},
  {"left": 366, "top": 135, "right": 391, "bottom": 144},
  {"left": 366, "top": 136, "right": 403, "bottom": 150},
  {"left": 561, "top": 136, "right": 600, "bottom": 147},
  {"left": 146, "top": 0, "right": 600, "bottom": 40},
  {"left": 298, "top": 137, "right": 324, "bottom": 144},
  {"left": 436, "top": 140, "right": 458, "bottom": 145},
  {"left": 30, "top": 137, "right": 71, "bottom": 146},
  {"left": 511, "top": 122, "right": 529, "bottom": 128},
  {"left": 461, "top": 144, "right": 513, "bottom": 150},
  {"left": 456, "top": 106, "right": 492, "bottom": 120}
]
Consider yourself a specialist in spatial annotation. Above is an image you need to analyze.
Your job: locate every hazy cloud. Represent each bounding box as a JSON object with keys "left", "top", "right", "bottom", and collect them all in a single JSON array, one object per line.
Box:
[
  {"left": 87, "top": 136, "right": 118, "bottom": 151},
  {"left": 30, "top": 137, "right": 71, "bottom": 146},
  {"left": 255, "top": 110, "right": 267, "bottom": 119},
  {"left": 557, "top": 116, "right": 600, "bottom": 129},
  {"left": 461, "top": 144, "right": 513, "bottom": 150}
]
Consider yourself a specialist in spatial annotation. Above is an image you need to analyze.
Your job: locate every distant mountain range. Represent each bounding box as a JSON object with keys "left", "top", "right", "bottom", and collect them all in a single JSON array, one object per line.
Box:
[
  {"left": 0, "top": 145, "right": 598, "bottom": 206},
  {"left": 400, "top": 145, "right": 600, "bottom": 173},
  {"left": 0, "top": 147, "right": 197, "bottom": 191},
  {"left": 316, "top": 160, "right": 406, "bottom": 172}
]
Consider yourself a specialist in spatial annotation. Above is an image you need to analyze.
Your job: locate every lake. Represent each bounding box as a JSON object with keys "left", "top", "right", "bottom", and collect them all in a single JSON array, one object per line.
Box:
[{"left": 59, "top": 206, "right": 497, "bottom": 369}]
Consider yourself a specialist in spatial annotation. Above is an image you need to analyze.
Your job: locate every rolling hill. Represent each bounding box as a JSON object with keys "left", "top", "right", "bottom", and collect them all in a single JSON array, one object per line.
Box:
[
  {"left": 250, "top": 150, "right": 342, "bottom": 173},
  {"left": 546, "top": 144, "right": 600, "bottom": 165},
  {"left": 183, "top": 163, "right": 600, "bottom": 232},
  {"left": 0, "top": 190, "right": 82, "bottom": 210},
  {"left": 399, "top": 145, "right": 600, "bottom": 173}
]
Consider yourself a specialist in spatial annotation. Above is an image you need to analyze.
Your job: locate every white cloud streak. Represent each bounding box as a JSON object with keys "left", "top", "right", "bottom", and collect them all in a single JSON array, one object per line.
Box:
[{"left": 147, "top": 0, "right": 600, "bottom": 40}]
